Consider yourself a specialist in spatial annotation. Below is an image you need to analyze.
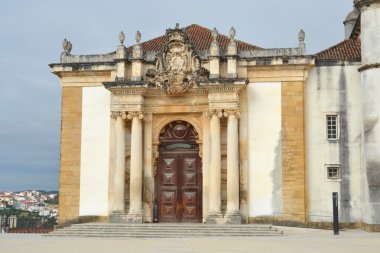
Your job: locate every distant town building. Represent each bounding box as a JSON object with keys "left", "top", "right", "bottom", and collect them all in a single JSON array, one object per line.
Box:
[{"left": 0, "top": 191, "right": 58, "bottom": 218}]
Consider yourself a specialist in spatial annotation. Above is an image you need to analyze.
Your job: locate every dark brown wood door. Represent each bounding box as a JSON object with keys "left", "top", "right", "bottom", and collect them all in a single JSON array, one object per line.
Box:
[
  {"left": 157, "top": 152, "right": 202, "bottom": 223},
  {"left": 156, "top": 121, "right": 202, "bottom": 223}
]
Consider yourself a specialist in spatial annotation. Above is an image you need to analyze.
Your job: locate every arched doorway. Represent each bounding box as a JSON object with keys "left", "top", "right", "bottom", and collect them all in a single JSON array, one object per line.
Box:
[{"left": 155, "top": 120, "right": 202, "bottom": 223}]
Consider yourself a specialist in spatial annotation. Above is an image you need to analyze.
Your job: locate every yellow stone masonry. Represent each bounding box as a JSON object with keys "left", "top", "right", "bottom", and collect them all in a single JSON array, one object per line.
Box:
[
  {"left": 58, "top": 87, "right": 82, "bottom": 226},
  {"left": 281, "top": 81, "right": 307, "bottom": 223}
]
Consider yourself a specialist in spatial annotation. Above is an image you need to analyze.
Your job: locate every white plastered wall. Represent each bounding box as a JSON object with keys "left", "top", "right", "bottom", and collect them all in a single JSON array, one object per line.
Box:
[
  {"left": 360, "top": 3, "right": 380, "bottom": 225},
  {"left": 306, "top": 65, "right": 362, "bottom": 223},
  {"left": 247, "top": 82, "right": 282, "bottom": 217},
  {"left": 79, "top": 86, "right": 111, "bottom": 216}
]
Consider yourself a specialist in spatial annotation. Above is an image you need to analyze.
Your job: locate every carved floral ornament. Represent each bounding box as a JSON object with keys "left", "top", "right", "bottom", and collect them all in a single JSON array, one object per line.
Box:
[
  {"left": 146, "top": 26, "right": 209, "bottom": 95},
  {"left": 111, "top": 111, "right": 144, "bottom": 120}
]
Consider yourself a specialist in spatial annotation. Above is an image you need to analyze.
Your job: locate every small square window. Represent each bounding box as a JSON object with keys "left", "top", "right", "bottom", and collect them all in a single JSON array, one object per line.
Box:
[
  {"left": 327, "top": 166, "right": 340, "bottom": 180},
  {"left": 326, "top": 114, "right": 339, "bottom": 140}
]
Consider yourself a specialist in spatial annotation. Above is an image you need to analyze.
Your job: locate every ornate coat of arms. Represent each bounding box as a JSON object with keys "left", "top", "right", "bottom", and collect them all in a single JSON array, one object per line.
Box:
[{"left": 147, "top": 26, "right": 209, "bottom": 95}]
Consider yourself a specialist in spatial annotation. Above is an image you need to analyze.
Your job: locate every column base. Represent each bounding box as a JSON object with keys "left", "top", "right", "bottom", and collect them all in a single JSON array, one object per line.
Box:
[
  {"left": 224, "top": 211, "right": 241, "bottom": 224},
  {"left": 109, "top": 211, "right": 127, "bottom": 223},
  {"left": 126, "top": 211, "right": 143, "bottom": 224},
  {"left": 205, "top": 211, "right": 224, "bottom": 224}
]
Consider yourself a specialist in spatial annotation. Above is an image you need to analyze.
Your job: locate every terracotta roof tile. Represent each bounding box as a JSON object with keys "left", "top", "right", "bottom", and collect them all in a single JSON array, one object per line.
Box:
[
  {"left": 315, "top": 39, "right": 361, "bottom": 61},
  {"left": 128, "top": 24, "right": 260, "bottom": 53}
]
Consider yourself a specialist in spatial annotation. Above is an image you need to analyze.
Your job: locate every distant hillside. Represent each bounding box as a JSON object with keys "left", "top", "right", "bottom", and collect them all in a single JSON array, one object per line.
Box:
[{"left": 12, "top": 190, "right": 59, "bottom": 194}]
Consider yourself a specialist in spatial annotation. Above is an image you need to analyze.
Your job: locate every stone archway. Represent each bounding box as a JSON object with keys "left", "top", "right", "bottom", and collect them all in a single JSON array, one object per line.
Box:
[{"left": 154, "top": 120, "right": 202, "bottom": 223}]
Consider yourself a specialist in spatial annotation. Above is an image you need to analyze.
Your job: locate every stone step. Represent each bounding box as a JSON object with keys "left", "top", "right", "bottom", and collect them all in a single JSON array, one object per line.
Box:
[
  {"left": 52, "top": 228, "right": 279, "bottom": 233},
  {"left": 67, "top": 224, "right": 275, "bottom": 230},
  {"left": 48, "top": 234, "right": 281, "bottom": 238},
  {"left": 62, "top": 226, "right": 275, "bottom": 231},
  {"left": 47, "top": 222, "right": 285, "bottom": 238},
  {"left": 48, "top": 231, "right": 283, "bottom": 237},
  {"left": 50, "top": 231, "right": 279, "bottom": 235}
]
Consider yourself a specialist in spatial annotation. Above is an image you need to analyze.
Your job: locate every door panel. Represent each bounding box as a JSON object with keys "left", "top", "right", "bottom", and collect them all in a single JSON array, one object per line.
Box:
[
  {"left": 160, "top": 188, "right": 177, "bottom": 220},
  {"left": 182, "top": 189, "right": 198, "bottom": 220},
  {"left": 157, "top": 153, "right": 201, "bottom": 223}
]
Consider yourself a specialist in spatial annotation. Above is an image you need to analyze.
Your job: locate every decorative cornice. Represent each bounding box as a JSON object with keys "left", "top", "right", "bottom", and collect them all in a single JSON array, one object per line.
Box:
[
  {"left": 201, "top": 78, "right": 248, "bottom": 85},
  {"left": 358, "top": 63, "right": 380, "bottom": 72},
  {"left": 202, "top": 82, "right": 246, "bottom": 93},
  {"left": 105, "top": 81, "right": 248, "bottom": 96},
  {"left": 145, "top": 87, "right": 208, "bottom": 96}
]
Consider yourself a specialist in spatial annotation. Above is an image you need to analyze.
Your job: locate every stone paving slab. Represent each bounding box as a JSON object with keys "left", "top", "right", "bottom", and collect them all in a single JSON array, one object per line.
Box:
[{"left": 0, "top": 227, "right": 379, "bottom": 253}]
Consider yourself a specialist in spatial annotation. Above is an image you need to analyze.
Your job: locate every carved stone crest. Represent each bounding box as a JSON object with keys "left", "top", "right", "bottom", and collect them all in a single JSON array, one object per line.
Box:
[{"left": 147, "top": 26, "right": 209, "bottom": 95}]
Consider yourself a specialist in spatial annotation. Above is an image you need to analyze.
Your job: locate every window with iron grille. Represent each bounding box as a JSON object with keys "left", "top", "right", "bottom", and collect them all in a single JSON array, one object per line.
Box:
[
  {"left": 326, "top": 114, "right": 339, "bottom": 140},
  {"left": 327, "top": 166, "right": 340, "bottom": 180}
]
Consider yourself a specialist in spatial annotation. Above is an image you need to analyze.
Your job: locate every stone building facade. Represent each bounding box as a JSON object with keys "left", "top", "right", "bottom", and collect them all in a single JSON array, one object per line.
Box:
[{"left": 50, "top": 0, "right": 380, "bottom": 231}]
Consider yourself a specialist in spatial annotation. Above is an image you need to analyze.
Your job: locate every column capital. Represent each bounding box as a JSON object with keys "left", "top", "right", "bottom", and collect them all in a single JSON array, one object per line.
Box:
[
  {"left": 111, "top": 111, "right": 127, "bottom": 119},
  {"left": 207, "top": 109, "right": 224, "bottom": 119},
  {"left": 126, "top": 111, "right": 145, "bottom": 120},
  {"left": 223, "top": 109, "right": 241, "bottom": 119}
]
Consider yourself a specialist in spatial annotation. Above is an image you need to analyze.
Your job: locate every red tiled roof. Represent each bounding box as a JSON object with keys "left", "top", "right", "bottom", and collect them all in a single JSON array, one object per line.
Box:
[
  {"left": 315, "top": 39, "right": 361, "bottom": 61},
  {"left": 128, "top": 24, "right": 260, "bottom": 53}
]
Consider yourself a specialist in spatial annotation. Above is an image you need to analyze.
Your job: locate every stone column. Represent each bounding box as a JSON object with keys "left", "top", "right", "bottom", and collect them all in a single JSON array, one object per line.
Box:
[
  {"left": 206, "top": 109, "right": 223, "bottom": 223},
  {"left": 225, "top": 109, "right": 241, "bottom": 224},
  {"left": 110, "top": 111, "right": 127, "bottom": 223},
  {"left": 126, "top": 112, "right": 144, "bottom": 223}
]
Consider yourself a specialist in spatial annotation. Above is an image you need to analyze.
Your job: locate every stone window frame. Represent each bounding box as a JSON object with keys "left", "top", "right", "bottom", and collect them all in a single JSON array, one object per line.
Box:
[
  {"left": 325, "top": 113, "right": 340, "bottom": 141},
  {"left": 325, "top": 164, "right": 341, "bottom": 181}
]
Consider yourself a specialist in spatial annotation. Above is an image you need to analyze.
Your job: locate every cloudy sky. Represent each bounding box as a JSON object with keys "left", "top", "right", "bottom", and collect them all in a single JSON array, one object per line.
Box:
[{"left": 0, "top": 0, "right": 354, "bottom": 191}]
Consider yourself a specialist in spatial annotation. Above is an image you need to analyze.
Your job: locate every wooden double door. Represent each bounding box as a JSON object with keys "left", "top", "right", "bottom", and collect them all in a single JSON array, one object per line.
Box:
[{"left": 156, "top": 150, "right": 202, "bottom": 223}]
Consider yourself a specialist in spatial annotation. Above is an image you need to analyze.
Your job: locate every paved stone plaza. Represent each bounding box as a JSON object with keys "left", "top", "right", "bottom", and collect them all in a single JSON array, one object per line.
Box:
[{"left": 0, "top": 227, "right": 379, "bottom": 253}]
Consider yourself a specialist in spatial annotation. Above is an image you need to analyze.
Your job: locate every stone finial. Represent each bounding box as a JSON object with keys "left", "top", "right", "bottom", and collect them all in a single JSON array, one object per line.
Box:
[
  {"left": 298, "top": 29, "right": 305, "bottom": 43},
  {"left": 175, "top": 23, "right": 180, "bottom": 29},
  {"left": 210, "top": 28, "right": 220, "bottom": 57},
  {"left": 62, "top": 39, "right": 68, "bottom": 51},
  {"left": 119, "top": 31, "right": 125, "bottom": 45},
  {"left": 227, "top": 27, "right": 237, "bottom": 56},
  {"left": 62, "top": 39, "right": 72, "bottom": 53},
  {"left": 135, "top": 30, "right": 141, "bottom": 43},
  {"left": 298, "top": 29, "right": 306, "bottom": 54},
  {"left": 212, "top": 28, "right": 218, "bottom": 42},
  {"left": 229, "top": 27, "right": 236, "bottom": 39},
  {"left": 133, "top": 31, "right": 143, "bottom": 59},
  {"left": 67, "top": 41, "right": 72, "bottom": 53}
]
